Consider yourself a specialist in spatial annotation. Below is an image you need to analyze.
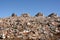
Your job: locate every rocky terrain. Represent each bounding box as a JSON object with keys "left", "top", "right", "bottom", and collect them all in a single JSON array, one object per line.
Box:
[{"left": 0, "top": 13, "right": 60, "bottom": 40}]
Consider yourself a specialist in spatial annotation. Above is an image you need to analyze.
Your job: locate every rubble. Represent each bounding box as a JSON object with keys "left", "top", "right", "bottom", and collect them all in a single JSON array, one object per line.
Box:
[
  {"left": 0, "top": 13, "right": 60, "bottom": 40},
  {"left": 35, "top": 12, "right": 43, "bottom": 17},
  {"left": 11, "top": 13, "right": 17, "bottom": 17},
  {"left": 48, "top": 13, "right": 57, "bottom": 18},
  {"left": 21, "top": 13, "right": 30, "bottom": 17}
]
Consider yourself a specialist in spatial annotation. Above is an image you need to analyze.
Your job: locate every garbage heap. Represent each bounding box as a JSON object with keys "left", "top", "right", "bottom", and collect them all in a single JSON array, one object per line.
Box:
[{"left": 0, "top": 13, "right": 60, "bottom": 40}]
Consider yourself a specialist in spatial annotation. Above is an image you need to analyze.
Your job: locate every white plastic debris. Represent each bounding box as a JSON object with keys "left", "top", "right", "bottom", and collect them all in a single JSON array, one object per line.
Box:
[
  {"left": 27, "top": 22, "right": 31, "bottom": 25},
  {"left": 2, "top": 34, "right": 5, "bottom": 39},
  {"left": 56, "top": 28, "right": 60, "bottom": 32},
  {"left": 23, "top": 30, "right": 30, "bottom": 33}
]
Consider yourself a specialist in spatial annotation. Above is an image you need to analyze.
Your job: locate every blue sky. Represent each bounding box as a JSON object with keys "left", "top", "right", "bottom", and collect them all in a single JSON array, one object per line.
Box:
[{"left": 0, "top": 0, "right": 60, "bottom": 18}]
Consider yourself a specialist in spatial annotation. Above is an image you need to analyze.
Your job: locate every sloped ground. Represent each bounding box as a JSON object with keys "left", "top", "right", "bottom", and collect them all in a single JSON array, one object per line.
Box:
[{"left": 0, "top": 13, "right": 60, "bottom": 40}]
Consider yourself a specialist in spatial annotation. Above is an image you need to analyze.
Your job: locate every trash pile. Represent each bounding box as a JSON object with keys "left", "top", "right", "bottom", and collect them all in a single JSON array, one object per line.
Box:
[{"left": 0, "top": 13, "right": 60, "bottom": 40}]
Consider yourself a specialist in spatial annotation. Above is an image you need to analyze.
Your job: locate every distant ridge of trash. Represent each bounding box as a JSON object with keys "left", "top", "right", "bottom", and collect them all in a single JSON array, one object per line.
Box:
[{"left": 0, "top": 13, "right": 60, "bottom": 40}]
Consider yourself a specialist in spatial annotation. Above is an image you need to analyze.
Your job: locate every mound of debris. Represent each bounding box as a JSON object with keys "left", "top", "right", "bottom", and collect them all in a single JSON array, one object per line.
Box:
[{"left": 0, "top": 13, "right": 60, "bottom": 40}]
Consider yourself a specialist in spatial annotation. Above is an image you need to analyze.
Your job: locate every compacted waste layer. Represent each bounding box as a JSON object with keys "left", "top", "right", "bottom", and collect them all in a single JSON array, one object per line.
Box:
[{"left": 0, "top": 13, "right": 60, "bottom": 40}]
